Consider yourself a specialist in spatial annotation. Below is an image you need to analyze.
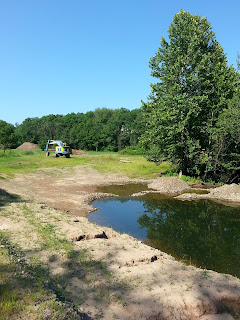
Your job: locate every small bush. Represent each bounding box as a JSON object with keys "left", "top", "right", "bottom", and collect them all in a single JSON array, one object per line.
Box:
[
  {"left": 163, "top": 164, "right": 179, "bottom": 175},
  {"left": 119, "top": 146, "right": 146, "bottom": 155},
  {"left": 181, "top": 175, "right": 201, "bottom": 183}
]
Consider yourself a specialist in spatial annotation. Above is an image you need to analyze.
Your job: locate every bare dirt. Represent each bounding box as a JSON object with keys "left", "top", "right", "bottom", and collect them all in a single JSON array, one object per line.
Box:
[
  {"left": 72, "top": 149, "right": 89, "bottom": 155},
  {"left": 16, "top": 142, "right": 41, "bottom": 150},
  {"left": 148, "top": 176, "right": 190, "bottom": 194},
  {"left": 176, "top": 183, "right": 240, "bottom": 204},
  {"left": 1, "top": 167, "right": 240, "bottom": 319}
]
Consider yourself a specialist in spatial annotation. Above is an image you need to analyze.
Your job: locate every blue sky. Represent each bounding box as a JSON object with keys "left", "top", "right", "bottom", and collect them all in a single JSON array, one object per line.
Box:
[{"left": 0, "top": 0, "right": 239, "bottom": 125}]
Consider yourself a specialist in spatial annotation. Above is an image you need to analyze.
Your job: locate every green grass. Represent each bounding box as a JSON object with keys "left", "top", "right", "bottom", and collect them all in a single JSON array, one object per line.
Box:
[
  {"left": 0, "top": 244, "right": 77, "bottom": 320},
  {"left": 85, "top": 153, "right": 170, "bottom": 179},
  {"left": 0, "top": 149, "right": 88, "bottom": 177},
  {"left": 0, "top": 149, "right": 170, "bottom": 179},
  {"left": 87, "top": 150, "right": 117, "bottom": 155},
  {"left": 21, "top": 205, "right": 73, "bottom": 252}
]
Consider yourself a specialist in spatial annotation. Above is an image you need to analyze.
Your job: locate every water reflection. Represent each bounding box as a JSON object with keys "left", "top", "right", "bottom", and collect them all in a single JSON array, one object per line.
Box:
[
  {"left": 90, "top": 194, "right": 240, "bottom": 277},
  {"left": 96, "top": 183, "right": 150, "bottom": 196},
  {"left": 139, "top": 194, "right": 240, "bottom": 277}
]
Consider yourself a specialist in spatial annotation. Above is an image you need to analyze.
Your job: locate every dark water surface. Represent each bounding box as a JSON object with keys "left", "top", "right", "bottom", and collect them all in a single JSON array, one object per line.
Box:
[
  {"left": 96, "top": 183, "right": 150, "bottom": 196},
  {"left": 89, "top": 191, "right": 240, "bottom": 278}
]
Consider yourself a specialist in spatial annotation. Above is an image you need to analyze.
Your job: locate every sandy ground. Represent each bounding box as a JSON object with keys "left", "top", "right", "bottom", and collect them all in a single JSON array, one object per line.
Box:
[{"left": 1, "top": 165, "right": 240, "bottom": 319}]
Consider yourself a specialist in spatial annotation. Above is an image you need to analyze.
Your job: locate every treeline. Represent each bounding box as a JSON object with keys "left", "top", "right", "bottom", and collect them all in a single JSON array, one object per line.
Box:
[{"left": 14, "top": 108, "right": 144, "bottom": 152}]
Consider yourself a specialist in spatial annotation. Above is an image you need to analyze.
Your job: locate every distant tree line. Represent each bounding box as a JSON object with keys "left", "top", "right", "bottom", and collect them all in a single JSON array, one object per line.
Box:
[
  {"left": 12, "top": 108, "right": 145, "bottom": 152},
  {"left": 1, "top": 10, "right": 239, "bottom": 183}
]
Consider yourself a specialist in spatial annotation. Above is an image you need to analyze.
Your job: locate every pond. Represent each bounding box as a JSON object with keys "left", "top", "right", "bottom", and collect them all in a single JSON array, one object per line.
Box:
[{"left": 89, "top": 185, "right": 240, "bottom": 278}]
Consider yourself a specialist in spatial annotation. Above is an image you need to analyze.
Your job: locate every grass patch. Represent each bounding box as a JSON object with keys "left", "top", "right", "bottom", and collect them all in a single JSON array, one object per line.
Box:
[
  {"left": 90, "top": 154, "right": 169, "bottom": 179},
  {"left": 22, "top": 205, "right": 73, "bottom": 252},
  {"left": 163, "top": 171, "right": 207, "bottom": 184},
  {"left": 87, "top": 150, "right": 117, "bottom": 155},
  {"left": 118, "top": 146, "right": 145, "bottom": 155},
  {"left": 0, "top": 242, "right": 77, "bottom": 320},
  {"left": 0, "top": 149, "right": 170, "bottom": 179}
]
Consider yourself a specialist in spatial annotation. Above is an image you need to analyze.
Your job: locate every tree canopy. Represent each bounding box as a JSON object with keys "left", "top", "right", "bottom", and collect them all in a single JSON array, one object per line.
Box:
[
  {"left": 140, "top": 9, "right": 239, "bottom": 182},
  {"left": 14, "top": 108, "right": 144, "bottom": 153},
  {"left": 0, "top": 120, "right": 16, "bottom": 152}
]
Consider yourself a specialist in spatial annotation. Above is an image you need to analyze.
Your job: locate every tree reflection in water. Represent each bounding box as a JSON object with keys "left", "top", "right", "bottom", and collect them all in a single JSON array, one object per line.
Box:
[
  {"left": 138, "top": 193, "right": 240, "bottom": 277},
  {"left": 91, "top": 194, "right": 240, "bottom": 277}
]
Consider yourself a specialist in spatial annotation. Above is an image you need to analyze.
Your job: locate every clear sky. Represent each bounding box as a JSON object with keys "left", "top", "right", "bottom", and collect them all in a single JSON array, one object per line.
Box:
[{"left": 1, "top": 0, "right": 239, "bottom": 125}]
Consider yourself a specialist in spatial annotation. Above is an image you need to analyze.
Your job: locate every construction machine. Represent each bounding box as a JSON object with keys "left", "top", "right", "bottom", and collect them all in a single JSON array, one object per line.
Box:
[{"left": 45, "top": 140, "right": 72, "bottom": 158}]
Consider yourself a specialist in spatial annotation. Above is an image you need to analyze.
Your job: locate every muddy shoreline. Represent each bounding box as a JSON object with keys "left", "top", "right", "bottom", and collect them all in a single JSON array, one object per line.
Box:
[
  {"left": 1, "top": 167, "right": 240, "bottom": 319},
  {"left": 1, "top": 167, "right": 240, "bottom": 217}
]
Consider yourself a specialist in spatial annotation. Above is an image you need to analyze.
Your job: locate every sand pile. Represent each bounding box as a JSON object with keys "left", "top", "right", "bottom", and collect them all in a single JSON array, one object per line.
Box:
[
  {"left": 148, "top": 176, "right": 190, "bottom": 193},
  {"left": 16, "top": 142, "right": 41, "bottom": 150},
  {"left": 209, "top": 183, "right": 240, "bottom": 202},
  {"left": 72, "top": 149, "right": 88, "bottom": 155}
]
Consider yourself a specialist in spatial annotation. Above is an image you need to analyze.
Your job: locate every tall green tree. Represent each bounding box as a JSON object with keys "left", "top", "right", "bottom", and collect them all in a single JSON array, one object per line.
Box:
[
  {"left": 141, "top": 10, "right": 239, "bottom": 180},
  {"left": 213, "top": 93, "right": 240, "bottom": 182},
  {"left": 0, "top": 120, "right": 16, "bottom": 152}
]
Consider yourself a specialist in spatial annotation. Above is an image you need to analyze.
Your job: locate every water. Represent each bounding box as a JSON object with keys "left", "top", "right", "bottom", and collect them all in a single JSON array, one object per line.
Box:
[
  {"left": 89, "top": 190, "right": 240, "bottom": 278},
  {"left": 96, "top": 183, "right": 150, "bottom": 196}
]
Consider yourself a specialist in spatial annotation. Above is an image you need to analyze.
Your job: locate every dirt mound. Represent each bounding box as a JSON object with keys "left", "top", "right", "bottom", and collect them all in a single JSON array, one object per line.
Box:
[
  {"left": 72, "top": 149, "right": 88, "bottom": 155},
  {"left": 16, "top": 142, "right": 41, "bottom": 150},
  {"left": 148, "top": 177, "right": 190, "bottom": 193},
  {"left": 209, "top": 183, "right": 240, "bottom": 202}
]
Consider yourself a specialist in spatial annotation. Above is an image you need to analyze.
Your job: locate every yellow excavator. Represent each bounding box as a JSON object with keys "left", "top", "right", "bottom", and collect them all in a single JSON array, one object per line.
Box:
[{"left": 45, "top": 140, "right": 72, "bottom": 158}]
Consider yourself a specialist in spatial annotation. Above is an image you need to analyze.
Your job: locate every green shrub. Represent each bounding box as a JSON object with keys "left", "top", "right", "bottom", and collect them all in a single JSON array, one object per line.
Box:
[
  {"left": 119, "top": 146, "right": 146, "bottom": 155},
  {"left": 163, "top": 164, "right": 179, "bottom": 175},
  {"left": 181, "top": 175, "right": 201, "bottom": 183}
]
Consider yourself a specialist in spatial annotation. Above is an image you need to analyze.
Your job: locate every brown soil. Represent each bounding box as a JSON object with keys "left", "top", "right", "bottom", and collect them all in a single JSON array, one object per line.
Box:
[
  {"left": 148, "top": 176, "right": 190, "bottom": 194},
  {"left": 72, "top": 149, "right": 89, "bottom": 155},
  {"left": 1, "top": 169, "right": 240, "bottom": 319},
  {"left": 176, "top": 183, "right": 240, "bottom": 204},
  {"left": 16, "top": 142, "right": 41, "bottom": 150}
]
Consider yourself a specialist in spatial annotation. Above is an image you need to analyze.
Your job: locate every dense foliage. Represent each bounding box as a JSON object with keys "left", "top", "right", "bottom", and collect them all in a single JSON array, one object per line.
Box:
[
  {"left": 140, "top": 10, "right": 240, "bottom": 182},
  {"left": 13, "top": 108, "right": 144, "bottom": 152},
  {"left": 0, "top": 120, "right": 16, "bottom": 152}
]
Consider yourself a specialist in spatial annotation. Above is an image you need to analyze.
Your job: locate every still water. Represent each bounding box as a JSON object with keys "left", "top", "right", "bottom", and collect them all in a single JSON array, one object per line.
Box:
[{"left": 89, "top": 188, "right": 240, "bottom": 278}]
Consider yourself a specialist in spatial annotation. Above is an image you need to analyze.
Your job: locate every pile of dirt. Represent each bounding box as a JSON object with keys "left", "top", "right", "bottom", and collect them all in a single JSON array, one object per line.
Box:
[
  {"left": 209, "top": 183, "right": 240, "bottom": 202},
  {"left": 148, "top": 176, "right": 190, "bottom": 194},
  {"left": 71, "top": 149, "right": 88, "bottom": 155},
  {"left": 16, "top": 142, "right": 41, "bottom": 150}
]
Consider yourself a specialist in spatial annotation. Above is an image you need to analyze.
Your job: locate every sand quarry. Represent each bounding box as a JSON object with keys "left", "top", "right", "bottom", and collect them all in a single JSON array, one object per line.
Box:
[{"left": 1, "top": 164, "right": 240, "bottom": 320}]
